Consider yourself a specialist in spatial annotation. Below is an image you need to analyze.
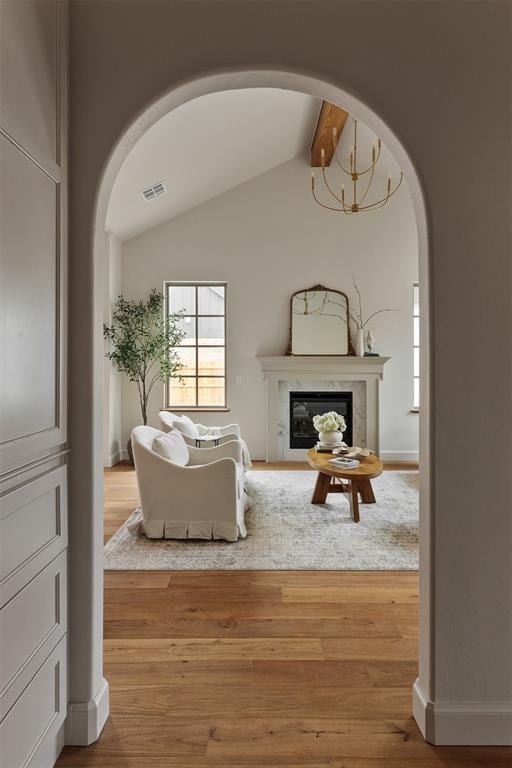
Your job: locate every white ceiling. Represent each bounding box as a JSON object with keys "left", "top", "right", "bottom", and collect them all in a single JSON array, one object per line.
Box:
[{"left": 107, "top": 88, "right": 321, "bottom": 241}]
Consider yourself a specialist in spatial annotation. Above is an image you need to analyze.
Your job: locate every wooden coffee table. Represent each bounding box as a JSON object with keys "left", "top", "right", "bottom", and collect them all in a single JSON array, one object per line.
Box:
[{"left": 307, "top": 448, "right": 384, "bottom": 523}]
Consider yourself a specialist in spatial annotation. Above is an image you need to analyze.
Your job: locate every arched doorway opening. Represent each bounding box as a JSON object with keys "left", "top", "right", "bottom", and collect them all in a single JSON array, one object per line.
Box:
[{"left": 71, "top": 69, "right": 430, "bottom": 745}]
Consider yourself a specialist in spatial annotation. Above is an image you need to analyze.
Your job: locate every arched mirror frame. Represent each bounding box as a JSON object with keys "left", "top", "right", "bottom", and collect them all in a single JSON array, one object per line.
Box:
[{"left": 287, "top": 284, "right": 355, "bottom": 356}]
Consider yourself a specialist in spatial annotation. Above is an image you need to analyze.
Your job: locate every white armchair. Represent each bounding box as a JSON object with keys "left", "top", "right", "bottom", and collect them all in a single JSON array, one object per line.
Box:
[
  {"left": 158, "top": 411, "right": 251, "bottom": 469},
  {"left": 130, "top": 426, "right": 249, "bottom": 541}
]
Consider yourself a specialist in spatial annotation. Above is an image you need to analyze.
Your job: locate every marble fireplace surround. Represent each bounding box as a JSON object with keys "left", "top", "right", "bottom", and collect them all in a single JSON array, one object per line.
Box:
[{"left": 257, "top": 356, "right": 390, "bottom": 462}]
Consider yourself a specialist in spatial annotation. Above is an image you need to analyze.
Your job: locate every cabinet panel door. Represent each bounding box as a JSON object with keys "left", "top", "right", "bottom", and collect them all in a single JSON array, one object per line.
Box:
[
  {"left": 0, "top": 639, "right": 66, "bottom": 768},
  {"left": 0, "top": 551, "right": 67, "bottom": 720},
  {"left": 0, "top": 133, "right": 65, "bottom": 470},
  {"left": 0, "top": 0, "right": 59, "bottom": 169},
  {"left": 0, "top": 466, "right": 67, "bottom": 600}
]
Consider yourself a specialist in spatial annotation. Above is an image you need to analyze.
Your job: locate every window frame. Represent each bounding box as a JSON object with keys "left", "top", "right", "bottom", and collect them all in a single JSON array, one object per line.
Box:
[
  {"left": 412, "top": 282, "right": 420, "bottom": 412},
  {"left": 164, "top": 281, "right": 228, "bottom": 412}
]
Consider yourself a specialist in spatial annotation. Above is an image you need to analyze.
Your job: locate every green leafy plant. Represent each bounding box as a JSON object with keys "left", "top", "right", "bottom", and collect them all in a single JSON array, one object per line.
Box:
[{"left": 103, "top": 289, "right": 185, "bottom": 425}]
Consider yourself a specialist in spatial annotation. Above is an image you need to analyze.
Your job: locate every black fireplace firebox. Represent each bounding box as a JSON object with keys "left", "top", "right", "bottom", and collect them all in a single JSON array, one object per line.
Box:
[{"left": 289, "top": 391, "right": 353, "bottom": 449}]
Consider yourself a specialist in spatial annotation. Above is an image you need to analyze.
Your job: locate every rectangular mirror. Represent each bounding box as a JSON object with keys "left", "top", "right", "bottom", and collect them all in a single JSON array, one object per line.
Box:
[{"left": 289, "top": 285, "right": 351, "bottom": 355}]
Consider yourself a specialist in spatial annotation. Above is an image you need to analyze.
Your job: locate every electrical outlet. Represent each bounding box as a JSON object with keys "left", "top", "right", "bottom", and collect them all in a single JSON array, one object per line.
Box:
[{"left": 235, "top": 375, "right": 242, "bottom": 385}]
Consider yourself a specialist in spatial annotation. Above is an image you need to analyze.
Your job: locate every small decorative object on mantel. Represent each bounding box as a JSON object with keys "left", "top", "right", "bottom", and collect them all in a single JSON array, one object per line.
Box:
[
  {"left": 350, "top": 276, "right": 398, "bottom": 357},
  {"left": 313, "top": 411, "right": 347, "bottom": 447},
  {"left": 355, "top": 328, "right": 365, "bottom": 357}
]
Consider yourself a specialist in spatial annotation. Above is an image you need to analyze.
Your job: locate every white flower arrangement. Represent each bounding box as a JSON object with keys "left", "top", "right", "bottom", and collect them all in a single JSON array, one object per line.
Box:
[{"left": 312, "top": 411, "right": 347, "bottom": 433}]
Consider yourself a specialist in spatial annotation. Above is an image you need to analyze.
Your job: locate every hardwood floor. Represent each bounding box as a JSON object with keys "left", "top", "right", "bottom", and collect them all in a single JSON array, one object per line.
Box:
[{"left": 56, "top": 463, "right": 509, "bottom": 767}]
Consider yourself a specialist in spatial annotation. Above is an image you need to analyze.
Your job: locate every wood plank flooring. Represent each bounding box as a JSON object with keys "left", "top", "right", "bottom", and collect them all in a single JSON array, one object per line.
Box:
[{"left": 56, "top": 462, "right": 510, "bottom": 767}]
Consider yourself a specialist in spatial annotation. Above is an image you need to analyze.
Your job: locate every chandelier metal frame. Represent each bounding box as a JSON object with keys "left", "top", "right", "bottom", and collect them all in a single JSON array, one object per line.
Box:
[{"left": 311, "top": 118, "right": 403, "bottom": 214}]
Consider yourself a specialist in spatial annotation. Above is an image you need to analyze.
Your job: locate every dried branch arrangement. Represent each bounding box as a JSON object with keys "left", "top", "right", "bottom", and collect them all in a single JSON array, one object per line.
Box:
[{"left": 350, "top": 276, "right": 398, "bottom": 330}]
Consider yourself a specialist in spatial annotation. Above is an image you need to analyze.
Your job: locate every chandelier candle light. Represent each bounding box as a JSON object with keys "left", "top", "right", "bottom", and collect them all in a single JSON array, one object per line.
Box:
[{"left": 311, "top": 118, "right": 403, "bottom": 214}]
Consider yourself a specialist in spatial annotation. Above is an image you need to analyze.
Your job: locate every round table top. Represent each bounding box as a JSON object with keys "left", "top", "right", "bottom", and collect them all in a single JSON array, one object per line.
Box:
[{"left": 307, "top": 448, "right": 384, "bottom": 480}]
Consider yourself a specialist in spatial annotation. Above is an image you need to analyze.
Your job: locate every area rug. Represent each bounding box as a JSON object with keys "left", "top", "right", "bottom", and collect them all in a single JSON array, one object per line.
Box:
[{"left": 104, "top": 470, "right": 419, "bottom": 570}]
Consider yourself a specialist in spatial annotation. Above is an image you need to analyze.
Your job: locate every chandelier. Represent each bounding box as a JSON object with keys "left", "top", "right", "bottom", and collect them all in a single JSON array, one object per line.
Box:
[{"left": 311, "top": 118, "right": 403, "bottom": 214}]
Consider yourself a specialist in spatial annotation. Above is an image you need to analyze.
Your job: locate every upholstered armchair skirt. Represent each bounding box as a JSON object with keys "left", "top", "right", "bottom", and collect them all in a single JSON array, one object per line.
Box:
[{"left": 131, "top": 426, "right": 248, "bottom": 541}]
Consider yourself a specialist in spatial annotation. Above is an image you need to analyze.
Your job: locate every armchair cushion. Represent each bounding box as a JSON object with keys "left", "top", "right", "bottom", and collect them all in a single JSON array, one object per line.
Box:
[
  {"left": 152, "top": 432, "right": 189, "bottom": 466},
  {"left": 170, "top": 414, "right": 198, "bottom": 438}
]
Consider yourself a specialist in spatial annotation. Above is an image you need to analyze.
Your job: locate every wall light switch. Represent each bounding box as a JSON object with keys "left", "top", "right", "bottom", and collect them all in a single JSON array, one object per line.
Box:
[{"left": 235, "top": 375, "right": 242, "bottom": 385}]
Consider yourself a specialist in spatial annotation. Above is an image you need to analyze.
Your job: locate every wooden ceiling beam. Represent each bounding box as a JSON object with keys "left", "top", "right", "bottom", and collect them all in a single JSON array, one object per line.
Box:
[{"left": 310, "top": 101, "right": 349, "bottom": 167}]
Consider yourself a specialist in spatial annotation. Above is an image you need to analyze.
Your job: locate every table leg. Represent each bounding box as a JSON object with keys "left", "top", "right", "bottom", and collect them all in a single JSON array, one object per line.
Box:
[
  {"left": 348, "top": 480, "right": 360, "bottom": 523},
  {"left": 359, "top": 479, "right": 376, "bottom": 504},
  {"left": 311, "top": 472, "right": 332, "bottom": 504}
]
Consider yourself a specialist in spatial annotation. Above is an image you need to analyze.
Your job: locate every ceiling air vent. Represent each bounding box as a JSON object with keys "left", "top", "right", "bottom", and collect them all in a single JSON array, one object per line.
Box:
[{"left": 141, "top": 181, "right": 167, "bottom": 201}]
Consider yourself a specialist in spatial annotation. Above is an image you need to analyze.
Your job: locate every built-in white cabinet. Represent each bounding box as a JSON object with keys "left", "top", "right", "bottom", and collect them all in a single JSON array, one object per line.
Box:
[
  {"left": 0, "top": 639, "right": 67, "bottom": 768},
  {"left": 1, "top": 548, "right": 67, "bottom": 718},
  {"left": 0, "top": 467, "right": 68, "bottom": 603},
  {"left": 0, "top": 2, "right": 68, "bottom": 766}
]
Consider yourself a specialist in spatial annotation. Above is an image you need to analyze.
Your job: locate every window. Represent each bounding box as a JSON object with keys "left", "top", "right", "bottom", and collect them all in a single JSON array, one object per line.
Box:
[
  {"left": 166, "top": 282, "right": 226, "bottom": 409},
  {"left": 413, "top": 282, "right": 420, "bottom": 410}
]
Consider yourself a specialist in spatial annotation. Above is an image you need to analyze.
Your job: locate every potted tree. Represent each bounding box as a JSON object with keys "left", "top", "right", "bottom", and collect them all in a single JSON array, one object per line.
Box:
[{"left": 103, "top": 289, "right": 185, "bottom": 463}]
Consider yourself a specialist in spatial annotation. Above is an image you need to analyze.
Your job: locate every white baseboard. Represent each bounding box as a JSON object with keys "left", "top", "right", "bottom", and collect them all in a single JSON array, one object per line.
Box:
[
  {"left": 65, "top": 678, "right": 109, "bottom": 746},
  {"left": 121, "top": 449, "right": 129, "bottom": 461},
  {"left": 413, "top": 679, "right": 512, "bottom": 745},
  {"left": 274, "top": 450, "right": 419, "bottom": 463},
  {"left": 103, "top": 451, "right": 122, "bottom": 467},
  {"left": 380, "top": 450, "right": 419, "bottom": 462}
]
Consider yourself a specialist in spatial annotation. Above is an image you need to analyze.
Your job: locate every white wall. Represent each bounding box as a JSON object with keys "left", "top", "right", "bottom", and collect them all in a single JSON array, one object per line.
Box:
[
  {"left": 102, "top": 232, "right": 123, "bottom": 466},
  {"left": 119, "top": 152, "right": 418, "bottom": 460}
]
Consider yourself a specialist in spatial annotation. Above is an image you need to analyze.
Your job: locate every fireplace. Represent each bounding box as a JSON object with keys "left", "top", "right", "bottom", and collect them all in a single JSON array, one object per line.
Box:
[{"left": 289, "top": 391, "right": 353, "bottom": 449}]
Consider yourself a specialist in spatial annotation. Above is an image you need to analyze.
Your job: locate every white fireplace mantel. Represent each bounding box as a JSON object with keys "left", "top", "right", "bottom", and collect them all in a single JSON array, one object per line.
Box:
[
  {"left": 257, "top": 356, "right": 390, "bottom": 375},
  {"left": 257, "top": 355, "right": 390, "bottom": 462}
]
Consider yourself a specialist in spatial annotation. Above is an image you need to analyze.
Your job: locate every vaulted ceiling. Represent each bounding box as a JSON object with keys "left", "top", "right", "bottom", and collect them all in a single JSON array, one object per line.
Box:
[{"left": 107, "top": 88, "right": 322, "bottom": 241}]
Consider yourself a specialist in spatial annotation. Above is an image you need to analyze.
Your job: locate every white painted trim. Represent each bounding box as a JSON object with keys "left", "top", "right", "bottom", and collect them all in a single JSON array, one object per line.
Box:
[
  {"left": 103, "top": 451, "right": 122, "bottom": 468},
  {"left": 380, "top": 450, "right": 419, "bottom": 462},
  {"left": 256, "top": 355, "right": 391, "bottom": 373},
  {"left": 121, "top": 449, "right": 129, "bottom": 461},
  {"left": 413, "top": 680, "right": 430, "bottom": 740},
  {"left": 413, "top": 679, "right": 512, "bottom": 746},
  {"left": 65, "top": 677, "right": 109, "bottom": 746}
]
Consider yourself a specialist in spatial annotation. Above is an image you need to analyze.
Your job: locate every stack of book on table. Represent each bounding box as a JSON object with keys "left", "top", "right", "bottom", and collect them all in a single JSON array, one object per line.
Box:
[
  {"left": 315, "top": 442, "right": 347, "bottom": 453},
  {"left": 328, "top": 457, "right": 360, "bottom": 469}
]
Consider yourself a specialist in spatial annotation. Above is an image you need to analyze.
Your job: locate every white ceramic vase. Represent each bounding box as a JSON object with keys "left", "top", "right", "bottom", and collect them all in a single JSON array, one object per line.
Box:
[
  {"left": 355, "top": 328, "right": 365, "bottom": 357},
  {"left": 318, "top": 430, "right": 343, "bottom": 446}
]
